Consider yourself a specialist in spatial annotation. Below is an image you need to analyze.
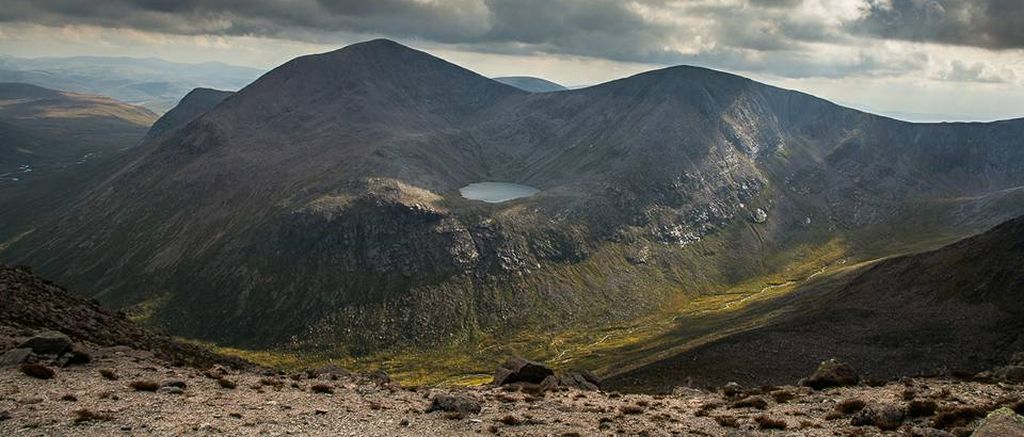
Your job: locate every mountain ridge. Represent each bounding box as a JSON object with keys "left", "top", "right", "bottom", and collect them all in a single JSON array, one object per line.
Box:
[{"left": 2, "top": 40, "right": 1022, "bottom": 372}]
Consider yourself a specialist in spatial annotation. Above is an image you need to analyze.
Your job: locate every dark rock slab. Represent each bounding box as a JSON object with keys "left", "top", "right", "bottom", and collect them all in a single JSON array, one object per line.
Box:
[
  {"left": 492, "top": 357, "right": 554, "bottom": 385},
  {"left": 18, "top": 331, "right": 72, "bottom": 355},
  {"left": 0, "top": 348, "right": 32, "bottom": 367}
]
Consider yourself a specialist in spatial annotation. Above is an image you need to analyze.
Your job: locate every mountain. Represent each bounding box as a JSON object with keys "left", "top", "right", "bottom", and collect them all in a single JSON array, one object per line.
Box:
[
  {"left": 0, "top": 83, "right": 156, "bottom": 175},
  {"left": 142, "top": 88, "right": 233, "bottom": 141},
  {"left": 493, "top": 76, "right": 567, "bottom": 92},
  {"left": 605, "top": 214, "right": 1024, "bottom": 392},
  {"left": 0, "top": 56, "right": 262, "bottom": 113},
  {"left": 2, "top": 39, "right": 1023, "bottom": 367}
]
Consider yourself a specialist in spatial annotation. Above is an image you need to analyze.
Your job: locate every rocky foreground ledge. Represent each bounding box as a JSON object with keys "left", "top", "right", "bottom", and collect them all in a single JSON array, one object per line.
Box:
[{"left": 2, "top": 332, "right": 1023, "bottom": 436}]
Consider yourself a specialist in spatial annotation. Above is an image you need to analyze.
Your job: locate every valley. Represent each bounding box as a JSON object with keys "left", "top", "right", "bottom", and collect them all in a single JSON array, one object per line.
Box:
[{"left": 1, "top": 39, "right": 1022, "bottom": 398}]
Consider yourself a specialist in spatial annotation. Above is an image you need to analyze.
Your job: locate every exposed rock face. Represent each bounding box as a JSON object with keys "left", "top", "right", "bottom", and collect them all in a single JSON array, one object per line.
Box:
[{"left": 4, "top": 39, "right": 1024, "bottom": 356}]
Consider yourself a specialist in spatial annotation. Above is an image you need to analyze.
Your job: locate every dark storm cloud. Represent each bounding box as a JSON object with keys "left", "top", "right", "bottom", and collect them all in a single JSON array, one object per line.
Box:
[
  {"left": 0, "top": 0, "right": 491, "bottom": 41},
  {"left": 853, "top": 0, "right": 1024, "bottom": 50},
  {"left": 1, "top": 0, "right": 1020, "bottom": 79}
]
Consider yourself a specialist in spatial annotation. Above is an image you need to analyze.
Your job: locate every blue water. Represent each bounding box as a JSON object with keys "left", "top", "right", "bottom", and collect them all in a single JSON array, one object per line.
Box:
[{"left": 459, "top": 182, "right": 540, "bottom": 203}]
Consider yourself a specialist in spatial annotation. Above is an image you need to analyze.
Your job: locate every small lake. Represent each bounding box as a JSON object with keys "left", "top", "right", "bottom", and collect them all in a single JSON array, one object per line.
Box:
[{"left": 459, "top": 182, "right": 540, "bottom": 203}]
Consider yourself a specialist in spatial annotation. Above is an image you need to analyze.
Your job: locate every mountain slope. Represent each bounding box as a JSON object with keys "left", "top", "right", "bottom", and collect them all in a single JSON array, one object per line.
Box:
[
  {"left": 0, "top": 265, "right": 251, "bottom": 369},
  {"left": 493, "top": 76, "right": 567, "bottom": 92},
  {"left": 605, "top": 214, "right": 1024, "bottom": 392},
  {"left": 2, "top": 39, "right": 1023, "bottom": 365}
]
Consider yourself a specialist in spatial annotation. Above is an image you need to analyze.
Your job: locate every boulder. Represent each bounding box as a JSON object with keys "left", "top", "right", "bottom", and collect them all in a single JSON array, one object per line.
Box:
[
  {"left": 18, "top": 331, "right": 73, "bottom": 355},
  {"left": 721, "top": 382, "right": 744, "bottom": 397},
  {"left": 20, "top": 363, "right": 55, "bottom": 379},
  {"left": 801, "top": 358, "right": 860, "bottom": 390},
  {"left": 492, "top": 357, "right": 554, "bottom": 385},
  {"left": 557, "top": 371, "right": 602, "bottom": 391},
  {"left": 995, "top": 366, "right": 1024, "bottom": 383},
  {"left": 971, "top": 408, "right": 1024, "bottom": 437},
  {"left": 852, "top": 403, "right": 905, "bottom": 431},
  {"left": 64, "top": 345, "right": 91, "bottom": 366},
  {"left": 751, "top": 208, "right": 768, "bottom": 224},
  {"left": 0, "top": 348, "right": 33, "bottom": 367},
  {"left": 425, "top": 393, "right": 481, "bottom": 415}
]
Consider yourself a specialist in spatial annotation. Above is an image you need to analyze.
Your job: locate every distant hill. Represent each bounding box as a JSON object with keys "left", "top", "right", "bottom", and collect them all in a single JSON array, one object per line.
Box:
[
  {"left": 0, "top": 56, "right": 262, "bottom": 113},
  {"left": 493, "top": 76, "right": 567, "bottom": 92},
  {"left": 143, "top": 88, "right": 233, "bottom": 141},
  {"left": 3, "top": 39, "right": 1023, "bottom": 366},
  {"left": 0, "top": 82, "right": 156, "bottom": 174},
  {"left": 605, "top": 214, "right": 1024, "bottom": 392}
]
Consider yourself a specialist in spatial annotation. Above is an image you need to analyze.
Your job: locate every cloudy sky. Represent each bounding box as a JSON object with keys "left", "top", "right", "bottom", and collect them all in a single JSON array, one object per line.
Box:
[{"left": 1, "top": 0, "right": 1023, "bottom": 121}]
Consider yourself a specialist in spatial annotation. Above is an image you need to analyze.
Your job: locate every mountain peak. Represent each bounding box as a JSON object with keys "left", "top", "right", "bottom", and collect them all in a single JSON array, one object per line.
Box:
[{"left": 315, "top": 38, "right": 432, "bottom": 65}]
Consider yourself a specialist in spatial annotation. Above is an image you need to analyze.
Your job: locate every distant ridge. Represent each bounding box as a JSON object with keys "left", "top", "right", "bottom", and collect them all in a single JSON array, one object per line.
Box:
[
  {"left": 143, "top": 87, "right": 233, "bottom": 141},
  {"left": 493, "top": 76, "right": 567, "bottom": 92},
  {"left": 0, "top": 82, "right": 156, "bottom": 171},
  {"left": 0, "top": 55, "right": 261, "bottom": 112}
]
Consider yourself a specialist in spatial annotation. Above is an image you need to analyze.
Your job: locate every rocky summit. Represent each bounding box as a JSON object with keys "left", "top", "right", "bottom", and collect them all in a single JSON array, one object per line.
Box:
[{"left": 2, "top": 40, "right": 1023, "bottom": 362}]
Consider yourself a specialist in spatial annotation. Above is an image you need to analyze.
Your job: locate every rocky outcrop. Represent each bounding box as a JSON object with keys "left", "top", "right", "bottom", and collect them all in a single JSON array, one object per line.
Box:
[
  {"left": 0, "top": 266, "right": 252, "bottom": 370},
  {"left": 492, "top": 357, "right": 554, "bottom": 386},
  {"left": 972, "top": 408, "right": 1024, "bottom": 437},
  {"left": 801, "top": 359, "right": 860, "bottom": 390},
  {"left": 492, "top": 357, "right": 601, "bottom": 392},
  {"left": 18, "top": 331, "right": 73, "bottom": 355}
]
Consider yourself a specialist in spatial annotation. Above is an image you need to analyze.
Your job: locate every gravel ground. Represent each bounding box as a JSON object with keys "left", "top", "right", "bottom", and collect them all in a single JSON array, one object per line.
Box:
[{"left": 1, "top": 345, "right": 1021, "bottom": 436}]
